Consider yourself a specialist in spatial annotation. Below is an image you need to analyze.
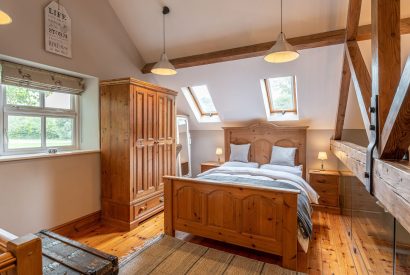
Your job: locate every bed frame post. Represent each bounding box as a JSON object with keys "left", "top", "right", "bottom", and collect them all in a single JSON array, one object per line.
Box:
[
  {"left": 164, "top": 177, "right": 175, "bottom": 237},
  {"left": 281, "top": 193, "right": 298, "bottom": 270}
]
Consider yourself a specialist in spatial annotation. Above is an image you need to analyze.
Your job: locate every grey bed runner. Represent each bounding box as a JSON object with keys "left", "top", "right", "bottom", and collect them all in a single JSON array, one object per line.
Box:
[{"left": 198, "top": 174, "right": 313, "bottom": 239}]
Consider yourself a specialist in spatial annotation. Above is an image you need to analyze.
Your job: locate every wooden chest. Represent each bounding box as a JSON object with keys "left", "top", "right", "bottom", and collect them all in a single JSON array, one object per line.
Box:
[{"left": 37, "top": 230, "right": 118, "bottom": 275}]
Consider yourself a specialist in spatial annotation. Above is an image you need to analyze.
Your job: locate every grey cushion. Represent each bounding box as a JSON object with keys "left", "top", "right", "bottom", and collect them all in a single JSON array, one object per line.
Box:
[
  {"left": 229, "top": 144, "right": 250, "bottom": 163},
  {"left": 270, "top": 146, "right": 296, "bottom": 167}
]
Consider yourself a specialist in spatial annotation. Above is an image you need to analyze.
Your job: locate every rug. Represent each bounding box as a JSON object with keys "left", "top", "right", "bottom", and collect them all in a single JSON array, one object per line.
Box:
[{"left": 119, "top": 234, "right": 303, "bottom": 275}]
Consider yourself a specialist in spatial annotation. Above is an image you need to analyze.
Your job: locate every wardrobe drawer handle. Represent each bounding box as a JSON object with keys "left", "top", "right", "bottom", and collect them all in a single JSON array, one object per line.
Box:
[
  {"left": 138, "top": 206, "right": 147, "bottom": 213},
  {"left": 317, "top": 179, "right": 326, "bottom": 183}
]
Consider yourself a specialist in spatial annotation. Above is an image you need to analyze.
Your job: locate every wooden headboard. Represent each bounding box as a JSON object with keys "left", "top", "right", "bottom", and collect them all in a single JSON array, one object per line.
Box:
[{"left": 223, "top": 122, "right": 308, "bottom": 179}]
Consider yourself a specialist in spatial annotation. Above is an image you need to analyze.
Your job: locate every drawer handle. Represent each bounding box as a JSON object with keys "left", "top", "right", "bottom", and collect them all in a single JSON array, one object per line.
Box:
[
  {"left": 317, "top": 179, "right": 326, "bottom": 183},
  {"left": 138, "top": 206, "right": 147, "bottom": 213},
  {"left": 159, "top": 197, "right": 164, "bottom": 203}
]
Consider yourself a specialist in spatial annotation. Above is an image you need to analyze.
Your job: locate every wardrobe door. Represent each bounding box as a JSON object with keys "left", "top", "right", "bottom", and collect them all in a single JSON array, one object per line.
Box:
[
  {"left": 144, "top": 89, "right": 157, "bottom": 195},
  {"left": 134, "top": 87, "right": 157, "bottom": 199},
  {"left": 157, "top": 93, "right": 176, "bottom": 190}
]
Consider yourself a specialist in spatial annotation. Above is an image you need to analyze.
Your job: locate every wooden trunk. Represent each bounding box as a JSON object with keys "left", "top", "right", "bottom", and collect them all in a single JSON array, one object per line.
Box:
[
  {"left": 37, "top": 230, "right": 118, "bottom": 275},
  {"left": 100, "top": 78, "right": 177, "bottom": 230}
]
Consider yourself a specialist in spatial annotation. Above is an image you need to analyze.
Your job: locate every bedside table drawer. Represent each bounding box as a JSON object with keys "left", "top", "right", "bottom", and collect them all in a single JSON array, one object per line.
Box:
[{"left": 310, "top": 174, "right": 338, "bottom": 185}]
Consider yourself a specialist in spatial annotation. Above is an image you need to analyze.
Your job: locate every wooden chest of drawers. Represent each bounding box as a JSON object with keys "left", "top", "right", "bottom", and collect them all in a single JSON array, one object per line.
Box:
[
  {"left": 309, "top": 170, "right": 340, "bottom": 208},
  {"left": 200, "top": 162, "right": 223, "bottom": 173}
]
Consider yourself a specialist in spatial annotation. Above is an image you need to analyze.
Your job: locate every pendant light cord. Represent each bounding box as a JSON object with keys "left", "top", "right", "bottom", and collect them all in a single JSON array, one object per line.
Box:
[
  {"left": 163, "top": 11, "right": 166, "bottom": 54},
  {"left": 280, "top": 0, "right": 283, "bottom": 33}
]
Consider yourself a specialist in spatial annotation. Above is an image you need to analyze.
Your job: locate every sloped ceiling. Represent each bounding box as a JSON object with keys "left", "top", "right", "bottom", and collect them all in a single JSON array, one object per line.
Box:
[{"left": 108, "top": 0, "right": 410, "bottom": 130}]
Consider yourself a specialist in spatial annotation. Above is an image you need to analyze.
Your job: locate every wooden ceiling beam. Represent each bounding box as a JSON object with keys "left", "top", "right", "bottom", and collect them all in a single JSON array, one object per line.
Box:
[
  {"left": 141, "top": 17, "right": 410, "bottom": 73},
  {"left": 371, "top": 0, "right": 401, "bottom": 143},
  {"left": 334, "top": 0, "right": 362, "bottom": 140},
  {"left": 334, "top": 55, "right": 351, "bottom": 140},
  {"left": 380, "top": 56, "right": 410, "bottom": 159},
  {"left": 346, "top": 0, "right": 363, "bottom": 41},
  {"left": 345, "top": 41, "right": 372, "bottom": 139}
]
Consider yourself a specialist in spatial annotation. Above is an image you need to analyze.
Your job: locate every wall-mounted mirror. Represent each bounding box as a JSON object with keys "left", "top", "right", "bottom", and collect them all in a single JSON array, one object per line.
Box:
[{"left": 176, "top": 115, "right": 192, "bottom": 177}]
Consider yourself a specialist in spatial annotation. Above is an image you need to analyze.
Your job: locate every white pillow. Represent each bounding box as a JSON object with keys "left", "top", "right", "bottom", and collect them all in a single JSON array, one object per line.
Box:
[
  {"left": 270, "top": 146, "right": 296, "bottom": 167},
  {"left": 260, "top": 164, "right": 303, "bottom": 177},
  {"left": 222, "top": 161, "right": 259, "bottom": 168},
  {"left": 229, "top": 144, "right": 250, "bottom": 163}
]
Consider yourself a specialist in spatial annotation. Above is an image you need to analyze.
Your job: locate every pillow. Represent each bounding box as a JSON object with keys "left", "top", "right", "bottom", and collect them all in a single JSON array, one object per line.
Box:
[
  {"left": 270, "top": 146, "right": 297, "bottom": 167},
  {"left": 222, "top": 161, "right": 259, "bottom": 168},
  {"left": 229, "top": 144, "right": 250, "bottom": 163},
  {"left": 260, "top": 164, "right": 303, "bottom": 177}
]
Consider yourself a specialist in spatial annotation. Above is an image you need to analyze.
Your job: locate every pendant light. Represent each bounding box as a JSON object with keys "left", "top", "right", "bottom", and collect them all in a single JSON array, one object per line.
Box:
[
  {"left": 264, "top": 0, "right": 299, "bottom": 63},
  {"left": 0, "top": 9, "right": 12, "bottom": 25},
  {"left": 151, "top": 6, "right": 177, "bottom": 76}
]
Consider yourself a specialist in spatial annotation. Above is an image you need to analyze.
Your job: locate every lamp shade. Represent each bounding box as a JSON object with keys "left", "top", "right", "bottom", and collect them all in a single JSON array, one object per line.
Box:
[
  {"left": 264, "top": 32, "right": 299, "bottom": 63},
  {"left": 216, "top": 147, "right": 223, "bottom": 156},
  {"left": 0, "top": 10, "right": 12, "bottom": 25},
  {"left": 317, "top": 152, "right": 328, "bottom": 160},
  {"left": 151, "top": 53, "right": 177, "bottom": 76}
]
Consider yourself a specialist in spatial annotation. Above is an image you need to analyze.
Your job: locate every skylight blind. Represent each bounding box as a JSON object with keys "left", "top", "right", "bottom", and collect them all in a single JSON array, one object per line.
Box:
[{"left": 0, "top": 61, "right": 85, "bottom": 94}]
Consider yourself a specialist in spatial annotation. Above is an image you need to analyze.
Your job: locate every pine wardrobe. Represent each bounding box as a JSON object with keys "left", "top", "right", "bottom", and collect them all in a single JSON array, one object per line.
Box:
[{"left": 100, "top": 78, "right": 177, "bottom": 230}]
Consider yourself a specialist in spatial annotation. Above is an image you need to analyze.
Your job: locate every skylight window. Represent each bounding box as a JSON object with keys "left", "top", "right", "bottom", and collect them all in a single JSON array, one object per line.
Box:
[
  {"left": 261, "top": 76, "right": 299, "bottom": 121},
  {"left": 182, "top": 85, "right": 220, "bottom": 123}
]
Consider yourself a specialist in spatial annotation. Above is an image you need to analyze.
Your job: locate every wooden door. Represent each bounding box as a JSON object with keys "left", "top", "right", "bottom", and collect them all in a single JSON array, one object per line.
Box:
[
  {"left": 157, "top": 93, "right": 176, "bottom": 190},
  {"left": 134, "top": 86, "right": 157, "bottom": 200}
]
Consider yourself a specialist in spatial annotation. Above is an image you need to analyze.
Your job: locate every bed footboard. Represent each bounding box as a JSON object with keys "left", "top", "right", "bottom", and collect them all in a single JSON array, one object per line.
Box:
[{"left": 163, "top": 176, "right": 299, "bottom": 270}]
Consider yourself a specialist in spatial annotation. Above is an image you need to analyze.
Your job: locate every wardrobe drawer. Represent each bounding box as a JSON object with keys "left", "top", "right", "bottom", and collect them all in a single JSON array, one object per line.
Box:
[{"left": 134, "top": 195, "right": 164, "bottom": 221}]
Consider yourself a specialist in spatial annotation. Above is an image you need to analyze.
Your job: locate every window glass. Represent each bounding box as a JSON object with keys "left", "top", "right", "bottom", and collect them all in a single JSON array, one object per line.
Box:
[
  {"left": 267, "top": 76, "right": 296, "bottom": 112},
  {"left": 45, "top": 92, "right": 72, "bottom": 109},
  {"left": 191, "top": 85, "right": 218, "bottom": 114},
  {"left": 46, "top": 117, "right": 74, "bottom": 147},
  {"left": 5, "top": 85, "right": 41, "bottom": 107},
  {"left": 7, "top": 115, "right": 42, "bottom": 149}
]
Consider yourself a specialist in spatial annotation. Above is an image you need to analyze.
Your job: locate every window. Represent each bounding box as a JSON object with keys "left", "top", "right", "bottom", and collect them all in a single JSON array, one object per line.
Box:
[
  {"left": 261, "top": 76, "right": 299, "bottom": 121},
  {"left": 1, "top": 84, "right": 78, "bottom": 155},
  {"left": 182, "top": 85, "right": 220, "bottom": 123}
]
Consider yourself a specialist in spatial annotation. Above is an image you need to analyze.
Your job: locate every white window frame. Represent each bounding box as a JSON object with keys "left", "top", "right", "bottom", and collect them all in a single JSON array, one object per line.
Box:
[
  {"left": 260, "top": 76, "right": 299, "bottom": 122},
  {"left": 181, "top": 85, "right": 221, "bottom": 123},
  {"left": 0, "top": 84, "right": 80, "bottom": 155}
]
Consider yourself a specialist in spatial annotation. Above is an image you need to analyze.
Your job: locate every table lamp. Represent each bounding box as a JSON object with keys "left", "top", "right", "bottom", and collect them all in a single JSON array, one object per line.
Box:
[
  {"left": 216, "top": 147, "right": 223, "bottom": 164},
  {"left": 318, "top": 152, "right": 328, "bottom": 170}
]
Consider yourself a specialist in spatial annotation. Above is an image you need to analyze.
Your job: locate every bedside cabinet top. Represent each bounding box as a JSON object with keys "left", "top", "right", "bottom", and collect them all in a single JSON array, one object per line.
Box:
[
  {"left": 201, "top": 161, "right": 223, "bottom": 166},
  {"left": 309, "top": 169, "right": 341, "bottom": 176}
]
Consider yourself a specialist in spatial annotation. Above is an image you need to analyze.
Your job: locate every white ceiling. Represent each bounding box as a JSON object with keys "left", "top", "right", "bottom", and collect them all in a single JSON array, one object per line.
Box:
[
  {"left": 107, "top": 0, "right": 410, "bottom": 131},
  {"left": 108, "top": 0, "right": 410, "bottom": 63}
]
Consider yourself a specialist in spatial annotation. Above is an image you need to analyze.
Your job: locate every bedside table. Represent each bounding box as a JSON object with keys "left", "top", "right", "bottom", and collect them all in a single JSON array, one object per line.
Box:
[
  {"left": 201, "top": 162, "right": 223, "bottom": 173},
  {"left": 309, "top": 170, "right": 341, "bottom": 208}
]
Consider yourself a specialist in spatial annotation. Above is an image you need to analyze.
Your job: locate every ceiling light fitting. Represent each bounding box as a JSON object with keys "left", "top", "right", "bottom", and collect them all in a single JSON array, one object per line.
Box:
[
  {"left": 151, "top": 6, "right": 177, "bottom": 76},
  {"left": 264, "top": 0, "right": 299, "bottom": 63},
  {"left": 0, "top": 9, "right": 12, "bottom": 25}
]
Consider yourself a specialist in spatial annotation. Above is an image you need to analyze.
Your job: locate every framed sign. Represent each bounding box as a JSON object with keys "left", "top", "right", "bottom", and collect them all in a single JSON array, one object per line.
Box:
[{"left": 45, "top": 1, "right": 72, "bottom": 58}]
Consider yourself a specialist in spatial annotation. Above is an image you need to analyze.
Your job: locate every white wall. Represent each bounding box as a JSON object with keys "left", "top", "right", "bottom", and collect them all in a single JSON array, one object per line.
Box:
[
  {"left": 0, "top": 153, "right": 100, "bottom": 236},
  {"left": 0, "top": 0, "right": 148, "bottom": 235}
]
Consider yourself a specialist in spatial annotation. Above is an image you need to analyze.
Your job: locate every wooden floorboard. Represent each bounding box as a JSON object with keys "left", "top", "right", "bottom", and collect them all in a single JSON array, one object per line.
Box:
[{"left": 64, "top": 209, "right": 407, "bottom": 274}]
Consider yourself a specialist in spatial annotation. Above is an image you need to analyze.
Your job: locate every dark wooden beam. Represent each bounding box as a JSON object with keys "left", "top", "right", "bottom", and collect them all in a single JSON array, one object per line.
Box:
[
  {"left": 380, "top": 56, "right": 410, "bottom": 159},
  {"left": 371, "top": 0, "right": 401, "bottom": 139},
  {"left": 334, "top": 55, "right": 351, "bottom": 140},
  {"left": 345, "top": 41, "right": 371, "bottom": 138},
  {"left": 346, "top": 0, "right": 363, "bottom": 41},
  {"left": 142, "top": 17, "right": 410, "bottom": 73},
  {"left": 334, "top": 0, "right": 363, "bottom": 140},
  {"left": 330, "top": 140, "right": 410, "bottom": 234}
]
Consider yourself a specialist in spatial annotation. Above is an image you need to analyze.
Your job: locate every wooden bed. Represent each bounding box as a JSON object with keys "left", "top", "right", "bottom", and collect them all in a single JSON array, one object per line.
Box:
[{"left": 163, "top": 122, "right": 308, "bottom": 271}]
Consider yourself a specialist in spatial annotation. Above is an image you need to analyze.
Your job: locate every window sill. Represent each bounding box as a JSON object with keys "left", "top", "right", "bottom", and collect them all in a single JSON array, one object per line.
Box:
[{"left": 0, "top": 149, "right": 100, "bottom": 163}]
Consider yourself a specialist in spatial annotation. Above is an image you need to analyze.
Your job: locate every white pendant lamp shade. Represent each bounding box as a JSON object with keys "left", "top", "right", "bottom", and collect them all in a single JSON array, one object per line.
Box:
[
  {"left": 264, "top": 32, "right": 299, "bottom": 63},
  {"left": 264, "top": 0, "right": 299, "bottom": 63},
  {"left": 151, "top": 53, "right": 177, "bottom": 75},
  {"left": 151, "top": 6, "right": 177, "bottom": 76},
  {"left": 0, "top": 10, "right": 12, "bottom": 25}
]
